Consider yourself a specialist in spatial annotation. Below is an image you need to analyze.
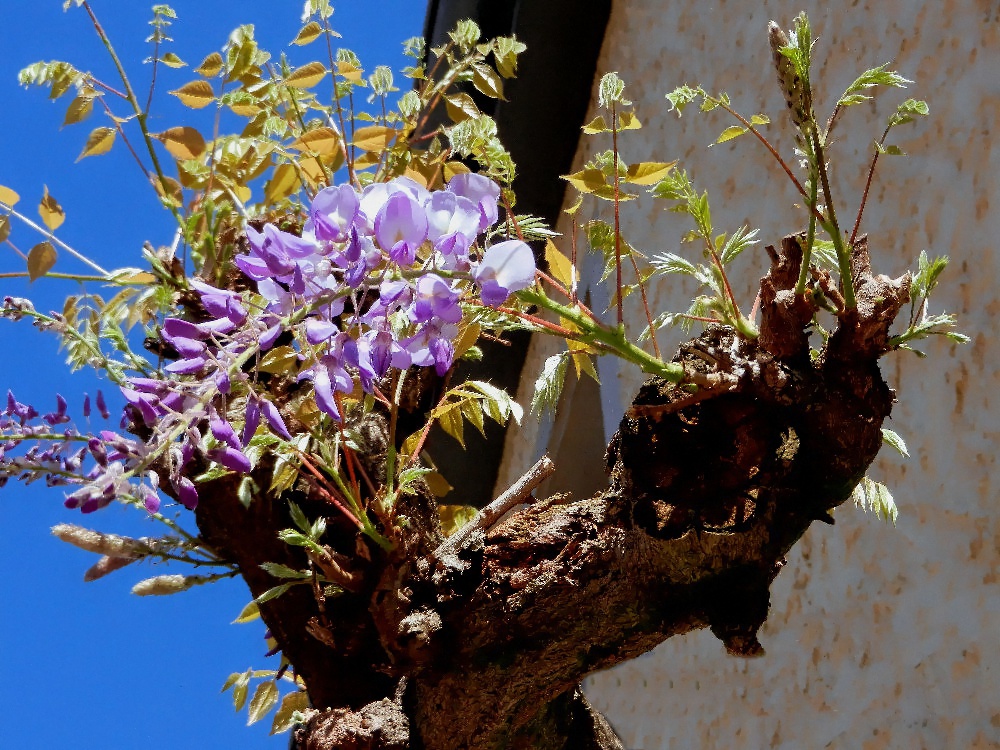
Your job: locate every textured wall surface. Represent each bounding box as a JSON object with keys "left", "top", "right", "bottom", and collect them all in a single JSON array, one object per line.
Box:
[{"left": 497, "top": 1, "right": 998, "bottom": 747}]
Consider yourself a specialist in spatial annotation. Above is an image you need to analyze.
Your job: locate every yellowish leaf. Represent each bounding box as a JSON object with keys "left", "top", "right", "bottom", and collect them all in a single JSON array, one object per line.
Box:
[
  {"left": 425, "top": 472, "right": 454, "bottom": 499},
  {"left": 38, "top": 187, "right": 65, "bottom": 231},
  {"left": 562, "top": 168, "right": 607, "bottom": 194},
  {"left": 285, "top": 61, "right": 328, "bottom": 89},
  {"left": 154, "top": 176, "right": 184, "bottom": 206},
  {"left": 76, "top": 126, "right": 116, "bottom": 161},
  {"left": 270, "top": 692, "right": 310, "bottom": 735},
  {"left": 290, "top": 127, "right": 341, "bottom": 156},
  {"left": 228, "top": 101, "right": 259, "bottom": 118},
  {"left": 159, "top": 52, "right": 186, "bottom": 69},
  {"left": 438, "top": 504, "right": 477, "bottom": 536},
  {"left": 617, "top": 111, "right": 642, "bottom": 130},
  {"left": 581, "top": 115, "right": 609, "bottom": 134},
  {"left": 571, "top": 350, "right": 600, "bottom": 381},
  {"left": 714, "top": 125, "right": 748, "bottom": 145},
  {"left": 442, "top": 161, "right": 471, "bottom": 181},
  {"left": 153, "top": 127, "right": 206, "bottom": 159},
  {"left": 453, "top": 322, "right": 481, "bottom": 360},
  {"left": 545, "top": 240, "right": 575, "bottom": 290},
  {"left": 335, "top": 60, "right": 363, "bottom": 82},
  {"left": 195, "top": 52, "right": 224, "bottom": 78},
  {"left": 445, "top": 93, "right": 480, "bottom": 123},
  {"left": 472, "top": 65, "right": 504, "bottom": 99},
  {"left": 264, "top": 163, "right": 300, "bottom": 204},
  {"left": 291, "top": 21, "right": 323, "bottom": 46},
  {"left": 62, "top": 95, "right": 94, "bottom": 127},
  {"left": 0, "top": 185, "right": 20, "bottom": 206},
  {"left": 169, "top": 79, "right": 215, "bottom": 109},
  {"left": 352, "top": 125, "right": 396, "bottom": 152},
  {"left": 0, "top": 216, "right": 10, "bottom": 243},
  {"left": 624, "top": 161, "right": 676, "bottom": 186},
  {"left": 233, "top": 184, "right": 251, "bottom": 204},
  {"left": 247, "top": 680, "right": 279, "bottom": 726},
  {"left": 434, "top": 403, "right": 465, "bottom": 448},
  {"left": 232, "top": 600, "right": 261, "bottom": 624},
  {"left": 27, "top": 241, "right": 57, "bottom": 280}
]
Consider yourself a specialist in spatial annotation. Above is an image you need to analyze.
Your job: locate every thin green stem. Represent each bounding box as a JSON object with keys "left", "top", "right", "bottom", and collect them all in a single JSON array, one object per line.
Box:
[
  {"left": 518, "top": 288, "right": 684, "bottom": 382},
  {"left": 810, "top": 129, "right": 856, "bottom": 309},
  {"left": 796, "top": 148, "right": 820, "bottom": 294},
  {"left": 81, "top": 1, "right": 184, "bottom": 228}
]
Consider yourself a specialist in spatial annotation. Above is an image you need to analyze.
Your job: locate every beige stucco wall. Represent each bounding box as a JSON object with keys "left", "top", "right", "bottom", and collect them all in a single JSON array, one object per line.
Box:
[{"left": 498, "top": 0, "right": 998, "bottom": 747}]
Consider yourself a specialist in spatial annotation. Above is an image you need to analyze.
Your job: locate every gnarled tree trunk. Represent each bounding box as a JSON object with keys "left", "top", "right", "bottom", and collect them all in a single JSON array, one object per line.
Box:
[{"left": 193, "top": 234, "right": 909, "bottom": 749}]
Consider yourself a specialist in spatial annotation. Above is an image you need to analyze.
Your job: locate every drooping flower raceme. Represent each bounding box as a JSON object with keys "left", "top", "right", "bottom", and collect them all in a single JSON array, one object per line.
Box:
[{"left": 63, "top": 174, "right": 539, "bottom": 513}]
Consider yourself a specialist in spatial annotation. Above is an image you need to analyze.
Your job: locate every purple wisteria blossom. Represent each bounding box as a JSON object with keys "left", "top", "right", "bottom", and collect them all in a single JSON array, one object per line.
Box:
[
  {"left": 472, "top": 239, "right": 537, "bottom": 307},
  {"left": 79, "top": 173, "right": 537, "bottom": 515}
]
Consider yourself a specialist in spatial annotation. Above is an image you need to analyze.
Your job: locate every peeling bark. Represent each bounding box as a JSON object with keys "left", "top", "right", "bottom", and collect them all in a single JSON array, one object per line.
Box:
[{"left": 191, "top": 235, "right": 909, "bottom": 749}]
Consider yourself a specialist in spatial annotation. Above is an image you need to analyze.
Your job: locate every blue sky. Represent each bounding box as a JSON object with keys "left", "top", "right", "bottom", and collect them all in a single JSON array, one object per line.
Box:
[{"left": 0, "top": 2, "right": 426, "bottom": 747}]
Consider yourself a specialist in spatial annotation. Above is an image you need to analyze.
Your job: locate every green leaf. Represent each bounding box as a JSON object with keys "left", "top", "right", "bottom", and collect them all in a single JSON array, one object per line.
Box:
[
  {"left": 852, "top": 476, "right": 899, "bottom": 525},
  {"left": 874, "top": 142, "right": 905, "bottom": 156},
  {"left": 260, "top": 562, "right": 311, "bottom": 580},
  {"left": 437, "top": 403, "right": 465, "bottom": 448},
  {"left": 650, "top": 252, "right": 700, "bottom": 278},
  {"left": 255, "top": 582, "right": 294, "bottom": 604},
  {"left": 617, "top": 111, "right": 641, "bottom": 130},
  {"left": 888, "top": 98, "right": 929, "bottom": 128},
  {"left": 838, "top": 63, "right": 911, "bottom": 108},
  {"left": 531, "top": 352, "right": 570, "bottom": 416},
  {"left": 247, "top": 680, "right": 280, "bottom": 725},
  {"left": 881, "top": 428, "right": 909, "bottom": 458},
  {"left": 665, "top": 84, "right": 704, "bottom": 116},
  {"left": 750, "top": 113, "right": 770, "bottom": 126},
  {"left": 719, "top": 225, "right": 759, "bottom": 265},
  {"left": 598, "top": 72, "right": 630, "bottom": 108},
  {"left": 271, "top": 691, "right": 310, "bottom": 735},
  {"left": 287, "top": 501, "right": 312, "bottom": 535},
  {"left": 468, "top": 379, "right": 523, "bottom": 424},
  {"left": 562, "top": 168, "right": 608, "bottom": 194},
  {"left": 27, "top": 242, "right": 57, "bottom": 280}
]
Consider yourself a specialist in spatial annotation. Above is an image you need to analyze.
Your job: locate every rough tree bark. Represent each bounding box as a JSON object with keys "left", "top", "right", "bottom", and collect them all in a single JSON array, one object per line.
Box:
[{"left": 191, "top": 233, "right": 909, "bottom": 749}]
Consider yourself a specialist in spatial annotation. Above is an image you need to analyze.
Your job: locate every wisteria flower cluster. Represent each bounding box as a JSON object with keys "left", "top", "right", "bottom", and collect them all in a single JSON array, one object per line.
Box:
[{"left": 113, "top": 173, "right": 535, "bottom": 510}]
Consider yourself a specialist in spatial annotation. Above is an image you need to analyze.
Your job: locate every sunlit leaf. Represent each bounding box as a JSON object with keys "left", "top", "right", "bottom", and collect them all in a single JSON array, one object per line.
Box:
[
  {"left": 714, "top": 125, "right": 748, "bottom": 144},
  {"left": 159, "top": 52, "right": 186, "bottom": 68},
  {"left": 0, "top": 185, "right": 20, "bottom": 206},
  {"left": 232, "top": 600, "right": 261, "bottom": 624},
  {"left": 545, "top": 239, "right": 575, "bottom": 289},
  {"left": 76, "top": 126, "right": 116, "bottom": 161},
  {"left": 247, "top": 680, "right": 279, "bottom": 725},
  {"left": 531, "top": 351, "right": 569, "bottom": 415},
  {"left": 581, "top": 115, "right": 610, "bottom": 134},
  {"left": 472, "top": 64, "right": 504, "bottom": 99},
  {"left": 153, "top": 126, "right": 206, "bottom": 159},
  {"left": 562, "top": 168, "right": 608, "bottom": 194},
  {"left": 436, "top": 403, "right": 465, "bottom": 448},
  {"left": 352, "top": 125, "right": 396, "bottom": 152},
  {"left": 270, "top": 691, "right": 310, "bottom": 735},
  {"left": 195, "top": 52, "right": 224, "bottom": 77},
  {"left": 169, "top": 79, "right": 215, "bottom": 109},
  {"left": 624, "top": 161, "right": 676, "bottom": 185},
  {"left": 881, "top": 428, "right": 909, "bottom": 457},
  {"left": 0, "top": 216, "right": 9, "bottom": 243},
  {"left": 27, "top": 241, "right": 58, "bottom": 280},
  {"left": 439, "top": 504, "right": 476, "bottom": 536},
  {"left": 290, "top": 127, "right": 340, "bottom": 155},
  {"left": 39, "top": 187, "right": 65, "bottom": 231},
  {"left": 285, "top": 61, "right": 328, "bottom": 89},
  {"left": 264, "top": 163, "right": 300, "bottom": 204},
  {"left": 444, "top": 93, "right": 480, "bottom": 123},
  {"left": 617, "top": 111, "right": 641, "bottom": 130},
  {"left": 62, "top": 94, "right": 94, "bottom": 127},
  {"left": 292, "top": 21, "right": 323, "bottom": 46},
  {"left": 424, "top": 471, "right": 454, "bottom": 498}
]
